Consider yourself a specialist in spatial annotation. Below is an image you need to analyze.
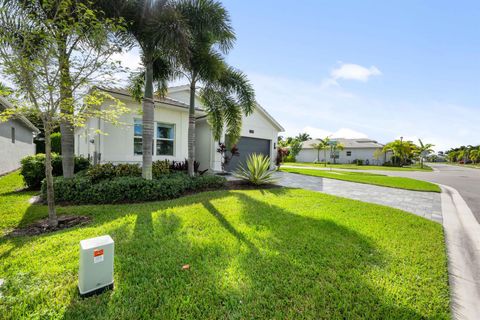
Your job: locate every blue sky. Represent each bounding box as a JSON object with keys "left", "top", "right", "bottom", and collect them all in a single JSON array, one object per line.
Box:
[
  {"left": 217, "top": 0, "right": 480, "bottom": 151},
  {"left": 120, "top": 1, "right": 479, "bottom": 151}
]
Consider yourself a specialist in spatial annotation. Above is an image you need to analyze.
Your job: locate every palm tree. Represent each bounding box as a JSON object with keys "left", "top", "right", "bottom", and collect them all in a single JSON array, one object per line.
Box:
[
  {"left": 312, "top": 137, "right": 330, "bottom": 167},
  {"left": 176, "top": 0, "right": 255, "bottom": 176},
  {"left": 100, "top": 0, "right": 189, "bottom": 179},
  {"left": 331, "top": 142, "right": 344, "bottom": 164},
  {"left": 470, "top": 149, "right": 479, "bottom": 165},
  {"left": 417, "top": 139, "right": 435, "bottom": 168},
  {"left": 295, "top": 132, "right": 311, "bottom": 142}
]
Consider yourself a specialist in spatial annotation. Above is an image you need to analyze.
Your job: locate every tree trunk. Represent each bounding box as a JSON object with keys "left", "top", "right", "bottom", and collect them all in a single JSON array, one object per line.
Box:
[
  {"left": 44, "top": 124, "right": 58, "bottom": 228},
  {"left": 58, "top": 37, "right": 75, "bottom": 178},
  {"left": 142, "top": 59, "right": 154, "bottom": 180},
  {"left": 324, "top": 149, "right": 327, "bottom": 167},
  {"left": 187, "top": 79, "right": 196, "bottom": 177}
]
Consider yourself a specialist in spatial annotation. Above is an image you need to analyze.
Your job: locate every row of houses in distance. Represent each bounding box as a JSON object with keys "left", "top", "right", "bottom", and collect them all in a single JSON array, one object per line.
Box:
[{"left": 297, "top": 138, "right": 392, "bottom": 165}]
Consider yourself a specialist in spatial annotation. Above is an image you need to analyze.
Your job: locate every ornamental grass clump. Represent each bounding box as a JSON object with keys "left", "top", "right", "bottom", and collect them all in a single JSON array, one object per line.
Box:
[{"left": 235, "top": 153, "right": 277, "bottom": 185}]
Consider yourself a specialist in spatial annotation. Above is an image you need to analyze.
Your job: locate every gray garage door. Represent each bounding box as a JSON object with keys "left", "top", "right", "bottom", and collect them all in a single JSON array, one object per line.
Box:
[{"left": 225, "top": 136, "right": 271, "bottom": 172}]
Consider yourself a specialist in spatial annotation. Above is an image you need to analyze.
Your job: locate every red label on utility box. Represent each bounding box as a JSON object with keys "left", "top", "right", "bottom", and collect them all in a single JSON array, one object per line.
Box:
[{"left": 94, "top": 249, "right": 104, "bottom": 257}]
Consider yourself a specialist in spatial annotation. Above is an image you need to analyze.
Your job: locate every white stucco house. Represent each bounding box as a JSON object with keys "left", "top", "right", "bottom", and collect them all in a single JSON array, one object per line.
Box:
[
  {"left": 75, "top": 86, "right": 284, "bottom": 172},
  {"left": 0, "top": 96, "right": 40, "bottom": 175},
  {"left": 296, "top": 138, "right": 391, "bottom": 165}
]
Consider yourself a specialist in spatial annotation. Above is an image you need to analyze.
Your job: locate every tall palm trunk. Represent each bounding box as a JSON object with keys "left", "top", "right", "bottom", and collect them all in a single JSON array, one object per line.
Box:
[
  {"left": 58, "top": 37, "right": 75, "bottom": 178},
  {"left": 142, "top": 58, "right": 154, "bottom": 180},
  {"left": 187, "top": 78, "right": 196, "bottom": 177},
  {"left": 43, "top": 121, "right": 58, "bottom": 228}
]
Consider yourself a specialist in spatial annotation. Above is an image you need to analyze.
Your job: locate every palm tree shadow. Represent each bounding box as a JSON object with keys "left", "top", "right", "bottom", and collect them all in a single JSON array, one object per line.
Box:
[
  {"left": 227, "top": 191, "right": 439, "bottom": 319},
  {"left": 201, "top": 200, "right": 258, "bottom": 253}
]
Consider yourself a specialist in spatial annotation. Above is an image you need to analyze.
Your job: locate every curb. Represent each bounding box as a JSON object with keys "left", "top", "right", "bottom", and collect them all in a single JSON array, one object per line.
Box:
[{"left": 440, "top": 184, "right": 480, "bottom": 319}]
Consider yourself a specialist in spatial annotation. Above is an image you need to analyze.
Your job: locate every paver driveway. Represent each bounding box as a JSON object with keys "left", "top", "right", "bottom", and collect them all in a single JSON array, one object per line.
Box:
[{"left": 274, "top": 171, "right": 442, "bottom": 222}]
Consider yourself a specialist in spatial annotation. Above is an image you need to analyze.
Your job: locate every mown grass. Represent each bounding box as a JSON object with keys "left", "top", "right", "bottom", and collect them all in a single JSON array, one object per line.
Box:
[
  {"left": 0, "top": 172, "right": 449, "bottom": 319},
  {"left": 281, "top": 167, "right": 441, "bottom": 192},
  {"left": 283, "top": 162, "right": 433, "bottom": 171}
]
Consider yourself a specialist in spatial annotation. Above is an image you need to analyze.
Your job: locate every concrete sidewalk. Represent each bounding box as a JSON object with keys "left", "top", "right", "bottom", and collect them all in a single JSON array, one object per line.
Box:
[{"left": 440, "top": 185, "right": 480, "bottom": 319}]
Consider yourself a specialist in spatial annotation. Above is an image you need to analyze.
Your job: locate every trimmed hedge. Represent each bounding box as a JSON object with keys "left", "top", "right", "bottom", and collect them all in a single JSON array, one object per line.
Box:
[
  {"left": 86, "top": 163, "right": 143, "bottom": 183},
  {"left": 20, "top": 153, "right": 90, "bottom": 189},
  {"left": 42, "top": 173, "right": 226, "bottom": 204},
  {"left": 84, "top": 160, "right": 202, "bottom": 183}
]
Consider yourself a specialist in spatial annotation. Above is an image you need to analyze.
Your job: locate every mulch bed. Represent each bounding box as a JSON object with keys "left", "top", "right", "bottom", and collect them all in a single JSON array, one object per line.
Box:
[{"left": 7, "top": 215, "right": 91, "bottom": 237}]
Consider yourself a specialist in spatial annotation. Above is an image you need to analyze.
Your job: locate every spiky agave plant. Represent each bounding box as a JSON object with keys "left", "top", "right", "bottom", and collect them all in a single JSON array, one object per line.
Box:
[{"left": 235, "top": 153, "right": 277, "bottom": 185}]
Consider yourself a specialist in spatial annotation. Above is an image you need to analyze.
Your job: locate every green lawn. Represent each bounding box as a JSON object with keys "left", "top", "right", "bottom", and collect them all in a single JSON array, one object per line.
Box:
[
  {"left": 0, "top": 172, "right": 449, "bottom": 319},
  {"left": 283, "top": 162, "right": 433, "bottom": 171},
  {"left": 281, "top": 167, "right": 441, "bottom": 192}
]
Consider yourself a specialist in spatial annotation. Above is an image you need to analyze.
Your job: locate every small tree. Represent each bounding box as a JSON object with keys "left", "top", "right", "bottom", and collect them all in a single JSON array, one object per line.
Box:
[
  {"left": 312, "top": 137, "right": 330, "bottom": 166},
  {"left": 330, "top": 142, "right": 344, "bottom": 164},
  {"left": 417, "top": 139, "right": 435, "bottom": 168},
  {"left": 470, "top": 149, "right": 479, "bottom": 165},
  {"left": 14, "top": 0, "right": 129, "bottom": 178},
  {"left": 0, "top": 2, "right": 127, "bottom": 227},
  {"left": 289, "top": 139, "right": 303, "bottom": 160}
]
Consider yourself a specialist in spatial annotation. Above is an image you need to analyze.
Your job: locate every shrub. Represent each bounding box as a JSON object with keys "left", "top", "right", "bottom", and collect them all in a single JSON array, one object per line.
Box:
[
  {"left": 235, "top": 153, "right": 276, "bottom": 185},
  {"left": 171, "top": 159, "right": 201, "bottom": 173},
  {"left": 50, "top": 132, "right": 62, "bottom": 154},
  {"left": 283, "top": 155, "right": 296, "bottom": 163},
  {"left": 152, "top": 160, "right": 170, "bottom": 178},
  {"left": 86, "top": 163, "right": 142, "bottom": 182},
  {"left": 43, "top": 173, "right": 226, "bottom": 204},
  {"left": 20, "top": 153, "right": 89, "bottom": 189},
  {"left": 352, "top": 159, "right": 364, "bottom": 165},
  {"left": 188, "top": 174, "right": 226, "bottom": 190},
  {"left": 86, "top": 163, "right": 116, "bottom": 182}
]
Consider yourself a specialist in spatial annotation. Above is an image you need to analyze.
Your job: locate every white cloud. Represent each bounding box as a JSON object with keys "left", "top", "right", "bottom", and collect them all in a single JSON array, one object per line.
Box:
[
  {"left": 302, "top": 126, "right": 369, "bottom": 139},
  {"left": 331, "top": 63, "right": 382, "bottom": 82}
]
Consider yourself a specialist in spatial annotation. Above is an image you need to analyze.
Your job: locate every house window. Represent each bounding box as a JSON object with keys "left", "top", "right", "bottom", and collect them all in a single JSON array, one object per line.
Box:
[
  {"left": 134, "top": 119, "right": 143, "bottom": 155},
  {"left": 156, "top": 123, "right": 174, "bottom": 156},
  {"left": 11, "top": 127, "right": 15, "bottom": 143},
  {"left": 133, "top": 119, "right": 154, "bottom": 155},
  {"left": 346, "top": 151, "right": 352, "bottom": 156}
]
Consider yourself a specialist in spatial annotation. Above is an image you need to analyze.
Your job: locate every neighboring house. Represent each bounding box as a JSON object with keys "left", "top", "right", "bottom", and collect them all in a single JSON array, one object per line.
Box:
[
  {"left": 75, "top": 86, "right": 284, "bottom": 172},
  {"left": 0, "top": 96, "right": 40, "bottom": 175},
  {"left": 297, "top": 138, "right": 391, "bottom": 165}
]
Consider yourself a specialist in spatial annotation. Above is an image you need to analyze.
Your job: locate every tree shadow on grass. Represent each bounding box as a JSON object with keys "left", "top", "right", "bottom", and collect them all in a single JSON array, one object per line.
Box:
[
  {"left": 2, "top": 189, "right": 448, "bottom": 319},
  {"left": 60, "top": 189, "right": 443, "bottom": 319}
]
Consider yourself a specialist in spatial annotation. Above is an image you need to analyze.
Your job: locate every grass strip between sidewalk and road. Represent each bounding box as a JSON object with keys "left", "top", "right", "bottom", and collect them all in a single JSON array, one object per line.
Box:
[{"left": 281, "top": 167, "right": 441, "bottom": 192}]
